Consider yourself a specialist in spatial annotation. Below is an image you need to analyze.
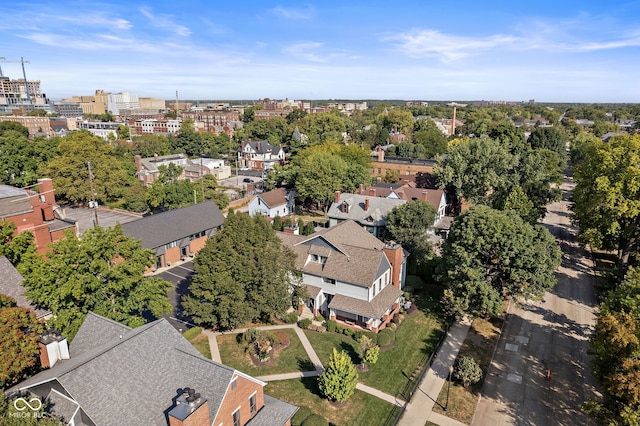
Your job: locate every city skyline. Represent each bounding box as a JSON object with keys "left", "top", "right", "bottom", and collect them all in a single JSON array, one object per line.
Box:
[{"left": 2, "top": 1, "right": 640, "bottom": 103}]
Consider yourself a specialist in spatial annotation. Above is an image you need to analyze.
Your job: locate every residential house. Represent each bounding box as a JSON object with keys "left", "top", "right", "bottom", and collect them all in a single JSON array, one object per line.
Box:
[
  {"left": 121, "top": 201, "right": 225, "bottom": 270},
  {"left": 278, "top": 220, "right": 407, "bottom": 332},
  {"left": 134, "top": 154, "right": 231, "bottom": 186},
  {"left": 0, "top": 178, "right": 77, "bottom": 253},
  {"left": 362, "top": 183, "right": 447, "bottom": 225},
  {"left": 6, "top": 312, "right": 297, "bottom": 426},
  {"left": 327, "top": 191, "right": 405, "bottom": 238},
  {"left": 248, "top": 188, "right": 295, "bottom": 219},
  {"left": 369, "top": 146, "right": 439, "bottom": 180},
  {"left": 0, "top": 256, "right": 51, "bottom": 319},
  {"left": 238, "top": 140, "right": 285, "bottom": 171}
]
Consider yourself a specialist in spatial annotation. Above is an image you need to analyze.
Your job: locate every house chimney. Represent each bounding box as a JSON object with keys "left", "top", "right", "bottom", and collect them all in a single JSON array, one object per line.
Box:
[
  {"left": 383, "top": 242, "right": 404, "bottom": 289},
  {"left": 134, "top": 155, "right": 143, "bottom": 172},
  {"left": 377, "top": 146, "right": 385, "bottom": 162},
  {"left": 38, "top": 330, "right": 70, "bottom": 368},
  {"left": 364, "top": 198, "right": 370, "bottom": 211},
  {"left": 422, "top": 190, "right": 429, "bottom": 202},
  {"left": 169, "top": 388, "right": 210, "bottom": 426},
  {"left": 154, "top": 153, "right": 158, "bottom": 161},
  {"left": 334, "top": 190, "right": 341, "bottom": 204},
  {"left": 368, "top": 188, "right": 376, "bottom": 197},
  {"left": 37, "top": 178, "right": 55, "bottom": 205},
  {"left": 358, "top": 184, "right": 364, "bottom": 195}
]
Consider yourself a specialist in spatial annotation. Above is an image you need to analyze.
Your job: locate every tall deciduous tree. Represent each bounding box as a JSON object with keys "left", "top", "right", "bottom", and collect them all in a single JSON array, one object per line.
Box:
[
  {"left": 572, "top": 134, "right": 640, "bottom": 269},
  {"left": 23, "top": 225, "right": 172, "bottom": 339},
  {"left": 386, "top": 200, "right": 437, "bottom": 261},
  {"left": 438, "top": 206, "right": 561, "bottom": 318},
  {"left": 43, "top": 131, "right": 129, "bottom": 205},
  {"left": 182, "top": 212, "right": 298, "bottom": 330},
  {"left": 317, "top": 348, "right": 358, "bottom": 402},
  {"left": 0, "top": 302, "right": 45, "bottom": 388}
]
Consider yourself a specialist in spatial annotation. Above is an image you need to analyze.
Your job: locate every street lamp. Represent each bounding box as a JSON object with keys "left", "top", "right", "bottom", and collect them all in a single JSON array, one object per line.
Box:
[{"left": 445, "top": 365, "right": 454, "bottom": 412}]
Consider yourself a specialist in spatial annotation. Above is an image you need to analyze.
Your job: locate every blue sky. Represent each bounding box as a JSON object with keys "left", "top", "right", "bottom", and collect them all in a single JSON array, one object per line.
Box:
[{"left": 2, "top": 1, "right": 640, "bottom": 102}]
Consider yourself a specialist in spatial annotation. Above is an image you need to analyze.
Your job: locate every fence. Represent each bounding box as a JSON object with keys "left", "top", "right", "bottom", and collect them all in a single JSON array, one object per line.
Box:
[{"left": 382, "top": 320, "right": 452, "bottom": 426}]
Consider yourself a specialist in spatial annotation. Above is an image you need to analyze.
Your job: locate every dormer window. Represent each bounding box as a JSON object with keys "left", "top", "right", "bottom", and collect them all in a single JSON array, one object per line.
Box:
[{"left": 309, "top": 254, "right": 327, "bottom": 265}]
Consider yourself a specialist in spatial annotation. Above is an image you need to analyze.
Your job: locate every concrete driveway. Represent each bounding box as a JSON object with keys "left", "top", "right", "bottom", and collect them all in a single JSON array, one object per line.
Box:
[{"left": 472, "top": 176, "right": 599, "bottom": 426}]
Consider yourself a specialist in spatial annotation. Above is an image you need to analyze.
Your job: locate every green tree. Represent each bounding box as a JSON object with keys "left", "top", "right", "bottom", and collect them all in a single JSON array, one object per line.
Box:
[
  {"left": 438, "top": 206, "right": 561, "bottom": 318},
  {"left": 527, "top": 126, "right": 567, "bottom": 158},
  {"left": 131, "top": 134, "right": 171, "bottom": 157},
  {"left": 0, "top": 304, "right": 45, "bottom": 388},
  {"left": 499, "top": 185, "right": 538, "bottom": 224},
  {"left": 43, "top": 131, "right": 128, "bottom": 205},
  {"left": 146, "top": 164, "right": 196, "bottom": 212},
  {"left": 453, "top": 356, "right": 483, "bottom": 387},
  {"left": 116, "top": 124, "right": 130, "bottom": 140},
  {"left": 572, "top": 134, "right": 640, "bottom": 269},
  {"left": 0, "top": 121, "right": 29, "bottom": 137},
  {"left": 0, "top": 131, "right": 59, "bottom": 186},
  {"left": 386, "top": 200, "right": 437, "bottom": 261},
  {"left": 23, "top": 226, "right": 172, "bottom": 339},
  {"left": 0, "top": 393, "right": 63, "bottom": 425},
  {"left": 317, "top": 348, "right": 358, "bottom": 402},
  {"left": 413, "top": 119, "right": 448, "bottom": 158},
  {"left": 170, "top": 119, "right": 203, "bottom": 156},
  {"left": 182, "top": 212, "right": 298, "bottom": 330}
]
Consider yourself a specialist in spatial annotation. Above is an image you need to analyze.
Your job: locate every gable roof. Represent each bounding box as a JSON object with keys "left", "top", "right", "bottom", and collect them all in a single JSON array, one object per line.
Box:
[
  {"left": 278, "top": 220, "right": 392, "bottom": 287},
  {"left": 327, "top": 193, "right": 405, "bottom": 227},
  {"left": 0, "top": 185, "right": 34, "bottom": 218},
  {"left": 9, "top": 314, "right": 268, "bottom": 426},
  {"left": 70, "top": 312, "right": 132, "bottom": 357},
  {"left": 121, "top": 201, "right": 224, "bottom": 250},
  {"left": 0, "top": 256, "right": 50, "bottom": 319},
  {"left": 240, "top": 140, "right": 278, "bottom": 155},
  {"left": 257, "top": 188, "right": 289, "bottom": 209}
]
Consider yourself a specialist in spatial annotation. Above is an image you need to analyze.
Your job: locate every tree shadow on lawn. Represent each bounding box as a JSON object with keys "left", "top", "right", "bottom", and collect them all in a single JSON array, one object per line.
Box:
[
  {"left": 339, "top": 341, "right": 360, "bottom": 364},
  {"left": 297, "top": 358, "right": 316, "bottom": 372}
]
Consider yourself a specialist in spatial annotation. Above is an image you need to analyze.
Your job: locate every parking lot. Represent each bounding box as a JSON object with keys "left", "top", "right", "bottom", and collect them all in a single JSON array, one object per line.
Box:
[{"left": 153, "top": 260, "right": 197, "bottom": 332}]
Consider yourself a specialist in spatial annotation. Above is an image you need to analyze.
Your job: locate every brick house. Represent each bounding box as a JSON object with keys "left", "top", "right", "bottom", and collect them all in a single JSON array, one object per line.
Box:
[
  {"left": 6, "top": 312, "right": 297, "bottom": 426},
  {"left": 121, "top": 201, "right": 224, "bottom": 270},
  {"left": 0, "top": 178, "right": 77, "bottom": 253},
  {"left": 278, "top": 220, "right": 408, "bottom": 332}
]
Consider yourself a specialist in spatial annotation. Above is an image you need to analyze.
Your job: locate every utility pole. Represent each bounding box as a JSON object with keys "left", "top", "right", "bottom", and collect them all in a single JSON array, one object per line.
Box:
[{"left": 87, "top": 161, "right": 99, "bottom": 227}]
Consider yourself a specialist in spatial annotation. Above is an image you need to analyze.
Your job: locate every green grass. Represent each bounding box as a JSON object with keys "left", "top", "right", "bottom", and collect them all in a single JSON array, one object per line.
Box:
[
  {"left": 305, "top": 304, "right": 445, "bottom": 398},
  {"left": 190, "top": 334, "right": 211, "bottom": 359},
  {"left": 265, "top": 377, "right": 399, "bottom": 426},
  {"left": 218, "top": 328, "right": 315, "bottom": 376}
]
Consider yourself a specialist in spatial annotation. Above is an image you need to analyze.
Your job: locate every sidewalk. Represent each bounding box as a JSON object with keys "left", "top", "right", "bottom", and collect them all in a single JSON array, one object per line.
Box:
[{"left": 398, "top": 318, "right": 472, "bottom": 426}]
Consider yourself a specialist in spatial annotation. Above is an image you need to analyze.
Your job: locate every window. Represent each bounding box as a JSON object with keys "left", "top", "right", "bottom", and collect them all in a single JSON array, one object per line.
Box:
[
  {"left": 323, "top": 277, "right": 336, "bottom": 285},
  {"left": 233, "top": 409, "right": 240, "bottom": 426},
  {"left": 231, "top": 378, "right": 237, "bottom": 390},
  {"left": 249, "top": 393, "right": 257, "bottom": 414}
]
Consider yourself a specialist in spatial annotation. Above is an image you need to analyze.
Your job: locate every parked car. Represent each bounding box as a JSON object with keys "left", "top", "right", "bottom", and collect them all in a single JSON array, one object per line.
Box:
[{"left": 243, "top": 178, "right": 254, "bottom": 183}]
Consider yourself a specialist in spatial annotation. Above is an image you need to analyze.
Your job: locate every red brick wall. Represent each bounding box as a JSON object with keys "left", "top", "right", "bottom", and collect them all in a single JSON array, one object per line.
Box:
[
  {"left": 383, "top": 246, "right": 403, "bottom": 289},
  {"left": 188, "top": 236, "right": 208, "bottom": 254},
  {"left": 169, "top": 400, "right": 210, "bottom": 426},
  {"left": 214, "top": 375, "right": 264, "bottom": 426},
  {"left": 165, "top": 246, "right": 182, "bottom": 266}
]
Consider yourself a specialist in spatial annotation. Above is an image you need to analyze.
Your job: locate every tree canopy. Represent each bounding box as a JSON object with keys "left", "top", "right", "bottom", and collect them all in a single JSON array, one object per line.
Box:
[
  {"left": 317, "top": 348, "right": 358, "bottom": 402},
  {"left": 437, "top": 206, "right": 561, "bottom": 318},
  {"left": 385, "top": 200, "right": 437, "bottom": 261},
  {"left": 182, "top": 212, "right": 299, "bottom": 330},
  {"left": 23, "top": 225, "right": 172, "bottom": 339}
]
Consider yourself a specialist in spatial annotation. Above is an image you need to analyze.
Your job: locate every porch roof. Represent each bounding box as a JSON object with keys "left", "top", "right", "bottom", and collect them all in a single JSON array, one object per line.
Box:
[
  {"left": 328, "top": 285, "right": 402, "bottom": 319},
  {"left": 304, "top": 284, "right": 322, "bottom": 299}
]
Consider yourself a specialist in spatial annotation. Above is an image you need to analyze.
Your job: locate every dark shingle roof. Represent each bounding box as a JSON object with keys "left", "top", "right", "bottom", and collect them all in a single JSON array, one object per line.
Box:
[
  {"left": 329, "top": 285, "right": 403, "bottom": 318},
  {"left": 70, "top": 312, "right": 131, "bottom": 357},
  {"left": 0, "top": 256, "right": 50, "bottom": 319},
  {"left": 249, "top": 395, "right": 298, "bottom": 426},
  {"left": 0, "top": 185, "right": 33, "bottom": 218},
  {"left": 9, "top": 315, "right": 239, "bottom": 426},
  {"left": 121, "top": 201, "right": 224, "bottom": 250}
]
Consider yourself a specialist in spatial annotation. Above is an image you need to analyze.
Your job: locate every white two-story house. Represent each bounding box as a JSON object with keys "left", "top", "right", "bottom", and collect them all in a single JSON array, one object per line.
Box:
[
  {"left": 248, "top": 188, "right": 295, "bottom": 218},
  {"left": 278, "top": 220, "right": 408, "bottom": 332},
  {"left": 238, "top": 140, "right": 285, "bottom": 171}
]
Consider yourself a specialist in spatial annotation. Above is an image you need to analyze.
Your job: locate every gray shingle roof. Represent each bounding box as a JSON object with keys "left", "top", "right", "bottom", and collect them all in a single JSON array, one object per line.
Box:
[
  {"left": 248, "top": 395, "right": 298, "bottom": 426},
  {"left": 0, "top": 185, "right": 34, "bottom": 218},
  {"left": 327, "top": 193, "right": 405, "bottom": 227},
  {"left": 121, "top": 201, "right": 224, "bottom": 250},
  {"left": 0, "top": 256, "right": 50, "bottom": 319},
  {"left": 329, "top": 285, "right": 403, "bottom": 318},
  {"left": 70, "top": 312, "right": 131, "bottom": 357},
  {"left": 9, "top": 315, "right": 239, "bottom": 426}
]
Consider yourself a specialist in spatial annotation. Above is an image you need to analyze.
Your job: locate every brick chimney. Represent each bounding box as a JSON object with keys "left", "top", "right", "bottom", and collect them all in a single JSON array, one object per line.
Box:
[
  {"left": 376, "top": 145, "right": 385, "bottom": 162},
  {"left": 169, "top": 388, "right": 210, "bottom": 426},
  {"left": 37, "top": 178, "right": 55, "bottom": 205},
  {"left": 422, "top": 190, "right": 429, "bottom": 202},
  {"left": 334, "top": 190, "right": 341, "bottom": 204},
  {"left": 368, "top": 188, "right": 376, "bottom": 197},
  {"left": 383, "top": 242, "right": 404, "bottom": 289},
  {"left": 134, "top": 155, "right": 143, "bottom": 172},
  {"left": 38, "top": 330, "right": 70, "bottom": 368},
  {"left": 154, "top": 153, "right": 159, "bottom": 161},
  {"left": 364, "top": 198, "right": 370, "bottom": 211}
]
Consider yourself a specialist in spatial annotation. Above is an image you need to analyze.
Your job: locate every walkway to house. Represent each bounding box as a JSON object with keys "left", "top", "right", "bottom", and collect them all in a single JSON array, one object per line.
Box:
[{"left": 398, "top": 318, "right": 472, "bottom": 426}]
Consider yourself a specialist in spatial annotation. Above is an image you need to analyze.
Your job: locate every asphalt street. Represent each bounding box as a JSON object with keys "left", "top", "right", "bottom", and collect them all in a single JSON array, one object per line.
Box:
[
  {"left": 155, "top": 261, "right": 197, "bottom": 332},
  {"left": 473, "top": 176, "right": 600, "bottom": 426}
]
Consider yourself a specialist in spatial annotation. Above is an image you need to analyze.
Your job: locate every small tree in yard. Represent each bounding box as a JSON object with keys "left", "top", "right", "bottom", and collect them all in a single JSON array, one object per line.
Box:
[
  {"left": 454, "top": 356, "right": 483, "bottom": 387},
  {"left": 318, "top": 348, "right": 358, "bottom": 402},
  {"left": 358, "top": 335, "right": 379, "bottom": 365}
]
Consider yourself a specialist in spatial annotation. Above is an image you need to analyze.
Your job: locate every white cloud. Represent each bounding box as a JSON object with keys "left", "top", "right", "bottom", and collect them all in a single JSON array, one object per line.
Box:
[
  {"left": 139, "top": 7, "right": 191, "bottom": 37},
  {"left": 283, "top": 41, "right": 326, "bottom": 62},
  {"left": 270, "top": 5, "right": 314, "bottom": 20}
]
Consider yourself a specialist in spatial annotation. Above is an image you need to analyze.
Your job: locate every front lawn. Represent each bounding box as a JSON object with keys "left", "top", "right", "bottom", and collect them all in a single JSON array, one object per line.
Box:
[
  {"left": 189, "top": 334, "right": 211, "bottom": 359},
  {"left": 304, "top": 299, "right": 445, "bottom": 398},
  {"left": 265, "top": 377, "right": 399, "bottom": 426},
  {"left": 218, "top": 328, "right": 315, "bottom": 377}
]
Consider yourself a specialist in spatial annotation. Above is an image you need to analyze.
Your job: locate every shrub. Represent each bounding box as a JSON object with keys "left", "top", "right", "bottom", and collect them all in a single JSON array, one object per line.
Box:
[
  {"left": 352, "top": 330, "right": 364, "bottom": 341},
  {"left": 326, "top": 320, "right": 337, "bottom": 333},
  {"left": 315, "top": 314, "right": 325, "bottom": 322},
  {"left": 454, "top": 356, "right": 483, "bottom": 387},
  {"left": 317, "top": 348, "right": 358, "bottom": 402},
  {"left": 301, "top": 414, "right": 329, "bottom": 426},
  {"left": 182, "top": 326, "right": 202, "bottom": 341},
  {"left": 403, "top": 291, "right": 411, "bottom": 300},
  {"left": 389, "top": 322, "right": 397, "bottom": 331},
  {"left": 292, "top": 406, "right": 314, "bottom": 426},
  {"left": 343, "top": 328, "right": 354, "bottom": 337},
  {"left": 377, "top": 328, "right": 395, "bottom": 347},
  {"left": 335, "top": 325, "right": 344, "bottom": 334},
  {"left": 239, "top": 328, "right": 259, "bottom": 345},
  {"left": 298, "top": 318, "right": 312, "bottom": 329},
  {"left": 363, "top": 346, "right": 380, "bottom": 364},
  {"left": 283, "top": 312, "right": 299, "bottom": 324}
]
